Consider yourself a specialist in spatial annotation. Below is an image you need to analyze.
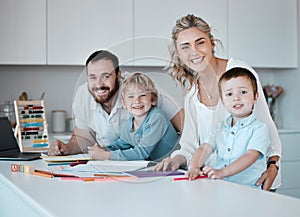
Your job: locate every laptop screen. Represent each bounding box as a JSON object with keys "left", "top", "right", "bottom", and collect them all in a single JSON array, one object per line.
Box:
[{"left": 0, "top": 117, "right": 19, "bottom": 151}]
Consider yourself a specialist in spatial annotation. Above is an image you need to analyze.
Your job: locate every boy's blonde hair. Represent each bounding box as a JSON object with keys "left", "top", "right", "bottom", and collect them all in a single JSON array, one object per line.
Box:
[{"left": 121, "top": 72, "right": 158, "bottom": 105}]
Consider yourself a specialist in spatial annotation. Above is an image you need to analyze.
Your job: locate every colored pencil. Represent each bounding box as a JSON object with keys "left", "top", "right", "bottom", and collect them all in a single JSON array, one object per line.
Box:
[{"left": 173, "top": 175, "right": 208, "bottom": 181}]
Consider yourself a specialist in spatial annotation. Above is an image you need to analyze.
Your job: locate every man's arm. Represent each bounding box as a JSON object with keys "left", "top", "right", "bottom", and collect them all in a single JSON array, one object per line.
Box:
[{"left": 48, "top": 127, "right": 96, "bottom": 155}]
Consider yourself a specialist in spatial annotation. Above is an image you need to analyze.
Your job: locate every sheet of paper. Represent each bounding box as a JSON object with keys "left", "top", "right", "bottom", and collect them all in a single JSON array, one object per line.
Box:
[
  {"left": 61, "top": 160, "right": 150, "bottom": 173},
  {"left": 41, "top": 153, "right": 92, "bottom": 162}
]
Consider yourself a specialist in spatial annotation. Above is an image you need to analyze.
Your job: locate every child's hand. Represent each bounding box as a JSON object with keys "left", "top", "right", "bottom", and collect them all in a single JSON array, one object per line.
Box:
[
  {"left": 202, "top": 166, "right": 224, "bottom": 179},
  {"left": 88, "top": 144, "right": 111, "bottom": 160},
  {"left": 187, "top": 168, "right": 201, "bottom": 180}
]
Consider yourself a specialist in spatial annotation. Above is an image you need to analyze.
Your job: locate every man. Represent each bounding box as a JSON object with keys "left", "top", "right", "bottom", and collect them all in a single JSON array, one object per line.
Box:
[{"left": 48, "top": 50, "right": 183, "bottom": 156}]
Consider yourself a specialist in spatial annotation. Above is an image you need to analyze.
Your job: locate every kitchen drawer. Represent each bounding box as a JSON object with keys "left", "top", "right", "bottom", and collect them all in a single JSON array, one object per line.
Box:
[{"left": 280, "top": 161, "right": 300, "bottom": 190}]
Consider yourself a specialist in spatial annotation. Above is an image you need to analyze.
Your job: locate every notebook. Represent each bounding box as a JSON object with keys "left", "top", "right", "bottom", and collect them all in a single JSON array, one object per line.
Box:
[{"left": 0, "top": 117, "right": 41, "bottom": 161}]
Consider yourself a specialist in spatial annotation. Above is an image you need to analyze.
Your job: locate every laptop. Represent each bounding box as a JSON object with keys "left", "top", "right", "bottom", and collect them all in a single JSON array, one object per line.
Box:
[{"left": 0, "top": 117, "right": 41, "bottom": 161}]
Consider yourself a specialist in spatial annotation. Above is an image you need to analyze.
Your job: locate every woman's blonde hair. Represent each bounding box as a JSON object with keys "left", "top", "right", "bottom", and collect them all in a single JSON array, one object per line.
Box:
[
  {"left": 121, "top": 72, "right": 158, "bottom": 105},
  {"left": 168, "top": 14, "right": 219, "bottom": 94}
]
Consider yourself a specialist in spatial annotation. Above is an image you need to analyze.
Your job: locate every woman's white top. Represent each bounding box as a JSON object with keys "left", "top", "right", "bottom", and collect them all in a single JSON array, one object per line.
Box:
[{"left": 171, "top": 58, "right": 281, "bottom": 188}]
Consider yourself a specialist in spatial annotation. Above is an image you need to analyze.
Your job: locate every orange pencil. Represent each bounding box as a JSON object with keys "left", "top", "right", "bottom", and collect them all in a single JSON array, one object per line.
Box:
[
  {"left": 31, "top": 171, "right": 53, "bottom": 178},
  {"left": 83, "top": 177, "right": 95, "bottom": 182},
  {"left": 34, "top": 169, "right": 77, "bottom": 177},
  {"left": 60, "top": 177, "right": 100, "bottom": 181}
]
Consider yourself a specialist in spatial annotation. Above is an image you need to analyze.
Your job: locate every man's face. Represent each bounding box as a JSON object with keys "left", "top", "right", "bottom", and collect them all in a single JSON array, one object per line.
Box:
[{"left": 87, "top": 59, "right": 120, "bottom": 104}]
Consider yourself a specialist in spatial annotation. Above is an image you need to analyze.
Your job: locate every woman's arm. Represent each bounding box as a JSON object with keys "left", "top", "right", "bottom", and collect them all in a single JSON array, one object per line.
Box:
[
  {"left": 155, "top": 91, "right": 200, "bottom": 170},
  {"left": 170, "top": 108, "right": 184, "bottom": 133},
  {"left": 254, "top": 78, "right": 282, "bottom": 157},
  {"left": 252, "top": 69, "right": 281, "bottom": 190},
  {"left": 156, "top": 91, "right": 184, "bottom": 133},
  {"left": 189, "top": 143, "right": 213, "bottom": 170},
  {"left": 187, "top": 143, "right": 213, "bottom": 180},
  {"left": 170, "top": 90, "right": 200, "bottom": 163}
]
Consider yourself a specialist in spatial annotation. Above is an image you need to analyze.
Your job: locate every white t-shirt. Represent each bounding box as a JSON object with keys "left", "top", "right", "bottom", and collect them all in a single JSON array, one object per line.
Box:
[
  {"left": 171, "top": 58, "right": 282, "bottom": 189},
  {"left": 72, "top": 80, "right": 181, "bottom": 146}
]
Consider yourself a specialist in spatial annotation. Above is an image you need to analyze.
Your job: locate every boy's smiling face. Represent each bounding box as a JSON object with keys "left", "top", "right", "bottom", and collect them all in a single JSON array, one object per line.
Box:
[
  {"left": 123, "top": 85, "right": 155, "bottom": 118},
  {"left": 221, "top": 76, "right": 258, "bottom": 122}
]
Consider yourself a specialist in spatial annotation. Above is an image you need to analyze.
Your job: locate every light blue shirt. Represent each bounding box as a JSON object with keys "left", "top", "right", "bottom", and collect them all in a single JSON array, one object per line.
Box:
[
  {"left": 206, "top": 113, "right": 270, "bottom": 188},
  {"left": 73, "top": 81, "right": 181, "bottom": 146},
  {"left": 108, "top": 107, "right": 179, "bottom": 161}
]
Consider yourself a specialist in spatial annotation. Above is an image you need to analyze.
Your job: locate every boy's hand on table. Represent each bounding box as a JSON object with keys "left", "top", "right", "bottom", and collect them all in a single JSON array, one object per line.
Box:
[{"left": 88, "top": 144, "right": 111, "bottom": 160}]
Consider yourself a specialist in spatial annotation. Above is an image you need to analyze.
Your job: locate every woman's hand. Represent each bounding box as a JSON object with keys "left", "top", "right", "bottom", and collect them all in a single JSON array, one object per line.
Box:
[
  {"left": 256, "top": 156, "right": 279, "bottom": 191},
  {"left": 154, "top": 155, "right": 186, "bottom": 171},
  {"left": 256, "top": 164, "right": 278, "bottom": 191}
]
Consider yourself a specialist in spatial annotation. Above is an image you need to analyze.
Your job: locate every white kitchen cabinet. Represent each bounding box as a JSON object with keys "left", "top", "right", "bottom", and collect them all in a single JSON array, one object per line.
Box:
[
  {"left": 277, "top": 130, "right": 300, "bottom": 198},
  {"left": 134, "top": 0, "right": 228, "bottom": 66},
  {"left": 0, "top": 0, "right": 46, "bottom": 64},
  {"left": 0, "top": 1, "right": 298, "bottom": 67},
  {"left": 47, "top": 0, "right": 134, "bottom": 65},
  {"left": 228, "top": 0, "right": 298, "bottom": 68}
]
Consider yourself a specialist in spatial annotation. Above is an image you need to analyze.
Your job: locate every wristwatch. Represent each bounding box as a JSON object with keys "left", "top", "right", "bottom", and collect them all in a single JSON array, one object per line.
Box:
[{"left": 267, "top": 160, "right": 279, "bottom": 171}]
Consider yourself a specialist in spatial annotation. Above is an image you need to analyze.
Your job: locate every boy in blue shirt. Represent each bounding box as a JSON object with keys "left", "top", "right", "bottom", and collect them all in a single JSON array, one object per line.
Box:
[
  {"left": 187, "top": 67, "right": 270, "bottom": 188},
  {"left": 88, "top": 72, "right": 179, "bottom": 161}
]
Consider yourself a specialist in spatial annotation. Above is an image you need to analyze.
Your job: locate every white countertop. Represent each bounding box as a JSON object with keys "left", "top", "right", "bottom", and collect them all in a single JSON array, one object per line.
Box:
[{"left": 1, "top": 159, "right": 300, "bottom": 217}]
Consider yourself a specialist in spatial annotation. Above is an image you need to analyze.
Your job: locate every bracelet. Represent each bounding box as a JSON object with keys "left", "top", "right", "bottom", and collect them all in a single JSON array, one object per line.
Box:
[{"left": 267, "top": 160, "right": 279, "bottom": 171}]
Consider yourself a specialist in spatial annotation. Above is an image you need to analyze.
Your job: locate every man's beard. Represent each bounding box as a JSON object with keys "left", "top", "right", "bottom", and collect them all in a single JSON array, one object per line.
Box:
[{"left": 90, "top": 78, "right": 119, "bottom": 104}]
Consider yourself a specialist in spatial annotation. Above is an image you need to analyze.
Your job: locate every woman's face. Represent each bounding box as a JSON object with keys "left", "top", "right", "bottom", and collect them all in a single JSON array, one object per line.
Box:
[{"left": 175, "top": 27, "right": 215, "bottom": 72}]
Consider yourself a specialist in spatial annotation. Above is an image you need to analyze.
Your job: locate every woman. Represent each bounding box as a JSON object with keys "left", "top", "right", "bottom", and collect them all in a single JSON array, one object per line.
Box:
[{"left": 154, "top": 14, "right": 281, "bottom": 191}]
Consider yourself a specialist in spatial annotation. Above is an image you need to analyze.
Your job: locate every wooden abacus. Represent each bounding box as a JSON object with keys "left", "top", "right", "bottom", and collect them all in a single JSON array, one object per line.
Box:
[{"left": 14, "top": 100, "right": 49, "bottom": 152}]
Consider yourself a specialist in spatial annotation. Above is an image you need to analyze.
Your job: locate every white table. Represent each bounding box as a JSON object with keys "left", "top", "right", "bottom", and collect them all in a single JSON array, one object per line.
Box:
[{"left": 1, "top": 159, "right": 300, "bottom": 217}]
